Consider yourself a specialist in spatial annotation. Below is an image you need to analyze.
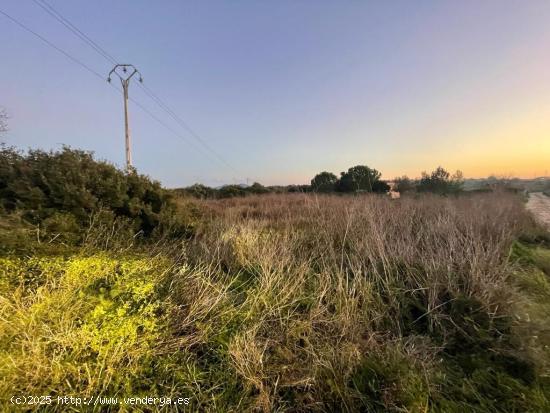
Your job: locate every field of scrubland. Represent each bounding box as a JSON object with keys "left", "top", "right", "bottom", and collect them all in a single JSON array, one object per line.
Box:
[{"left": 2, "top": 191, "right": 550, "bottom": 412}]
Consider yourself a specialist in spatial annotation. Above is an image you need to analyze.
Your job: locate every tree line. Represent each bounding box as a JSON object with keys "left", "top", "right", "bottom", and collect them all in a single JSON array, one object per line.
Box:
[
  {"left": 393, "top": 167, "right": 464, "bottom": 195},
  {"left": 177, "top": 165, "right": 464, "bottom": 199},
  {"left": 310, "top": 165, "right": 464, "bottom": 194},
  {"left": 310, "top": 165, "right": 389, "bottom": 193}
]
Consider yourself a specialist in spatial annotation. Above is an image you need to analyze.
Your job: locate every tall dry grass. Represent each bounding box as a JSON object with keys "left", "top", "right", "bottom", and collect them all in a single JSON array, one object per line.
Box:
[
  {"left": 164, "top": 192, "right": 546, "bottom": 411},
  {"left": 2, "top": 191, "right": 548, "bottom": 412}
]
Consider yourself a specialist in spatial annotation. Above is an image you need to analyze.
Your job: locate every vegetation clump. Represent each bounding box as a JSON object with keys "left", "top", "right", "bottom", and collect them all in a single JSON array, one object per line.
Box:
[
  {"left": 417, "top": 166, "right": 464, "bottom": 195},
  {"left": 178, "top": 165, "right": 466, "bottom": 199},
  {"left": 0, "top": 146, "right": 193, "bottom": 246}
]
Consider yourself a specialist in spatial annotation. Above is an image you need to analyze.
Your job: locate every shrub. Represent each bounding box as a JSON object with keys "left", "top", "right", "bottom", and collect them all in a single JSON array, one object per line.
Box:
[
  {"left": 417, "top": 166, "right": 464, "bottom": 195},
  {"left": 218, "top": 184, "right": 247, "bottom": 198},
  {"left": 0, "top": 146, "right": 187, "bottom": 241},
  {"left": 247, "top": 182, "right": 269, "bottom": 194},
  {"left": 174, "top": 183, "right": 217, "bottom": 199},
  {"left": 311, "top": 171, "right": 338, "bottom": 193},
  {"left": 393, "top": 175, "right": 415, "bottom": 193}
]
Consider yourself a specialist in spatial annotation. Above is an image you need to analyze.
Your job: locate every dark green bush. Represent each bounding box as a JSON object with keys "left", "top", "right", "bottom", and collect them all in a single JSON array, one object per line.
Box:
[
  {"left": 174, "top": 183, "right": 217, "bottom": 199},
  {"left": 311, "top": 171, "right": 338, "bottom": 193},
  {"left": 0, "top": 145, "right": 187, "bottom": 241},
  {"left": 336, "top": 165, "right": 383, "bottom": 193},
  {"left": 417, "top": 166, "right": 464, "bottom": 195}
]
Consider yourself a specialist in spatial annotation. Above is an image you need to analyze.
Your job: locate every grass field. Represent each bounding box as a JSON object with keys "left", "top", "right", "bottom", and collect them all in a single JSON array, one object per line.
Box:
[{"left": 2, "top": 192, "right": 550, "bottom": 412}]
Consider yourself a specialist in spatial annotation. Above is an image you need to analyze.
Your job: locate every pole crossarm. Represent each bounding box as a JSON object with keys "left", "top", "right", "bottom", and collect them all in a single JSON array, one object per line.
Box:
[{"left": 107, "top": 64, "right": 143, "bottom": 84}]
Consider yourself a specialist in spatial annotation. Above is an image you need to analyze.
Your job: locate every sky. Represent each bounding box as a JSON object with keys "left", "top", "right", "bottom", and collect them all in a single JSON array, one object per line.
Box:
[{"left": 1, "top": 0, "right": 549, "bottom": 187}]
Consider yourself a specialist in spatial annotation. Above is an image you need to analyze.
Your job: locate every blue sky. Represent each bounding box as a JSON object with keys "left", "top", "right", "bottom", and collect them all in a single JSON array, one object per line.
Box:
[{"left": 1, "top": 0, "right": 549, "bottom": 187}]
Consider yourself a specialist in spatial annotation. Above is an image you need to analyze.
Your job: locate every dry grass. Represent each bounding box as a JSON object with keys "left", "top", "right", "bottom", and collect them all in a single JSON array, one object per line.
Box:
[
  {"left": 166, "top": 192, "right": 547, "bottom": 411},
  {"left": 1, "top": 191, "right": 549, "bottom": 412}
]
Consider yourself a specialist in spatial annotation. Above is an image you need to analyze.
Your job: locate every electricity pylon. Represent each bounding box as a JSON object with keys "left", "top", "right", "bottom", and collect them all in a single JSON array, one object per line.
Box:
[{"left": 108, "top": 64, "right": 143, "bottom": 169}]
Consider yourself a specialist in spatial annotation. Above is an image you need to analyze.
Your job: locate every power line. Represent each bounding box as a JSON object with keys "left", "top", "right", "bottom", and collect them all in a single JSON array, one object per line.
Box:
[
  {"left": 0, "top": 6, "right": 238, "bottom": 180},
  {"left": 137, "top": 82, "right": 241, "bottom": 175},
  {"left": 32, "top": 0, "right": 117, "bottom": 65},
  {"left": 31, "top": 0, "right": 245, "bottom": 179},
  {"left": 0, "top": 8, "right": 104, "bottom": 81},
  {"left": 107, "top": 82, "right": 218, "bottom": 162}
]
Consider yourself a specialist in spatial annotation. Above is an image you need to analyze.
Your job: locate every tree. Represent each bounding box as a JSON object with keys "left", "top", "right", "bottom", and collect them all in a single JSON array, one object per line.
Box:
[
  {"left": 337, "top": 165, "right": 382, "bottom": 193},
  {"left": 248, "top": 182, "right": 269, "bottom": 194},
  {"left": 417, "top": 166, "right": 464, "bottom": 194},
  {"left": 393, "top": 175, "right": 415, "bottom": 193},
  {"left": 311, "top": 171, "right": 338, "bottom": 193}
]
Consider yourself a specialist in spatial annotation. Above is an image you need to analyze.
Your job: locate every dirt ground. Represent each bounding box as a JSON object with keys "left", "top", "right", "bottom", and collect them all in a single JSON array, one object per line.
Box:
[{"left": 527, "top": 192, "right": 550, "bottom": 230}]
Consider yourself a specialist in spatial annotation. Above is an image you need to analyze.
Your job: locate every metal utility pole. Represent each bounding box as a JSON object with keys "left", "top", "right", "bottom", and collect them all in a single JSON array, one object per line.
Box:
[{"left": 108, "top": 64, "right": 143, "bottom": 169}]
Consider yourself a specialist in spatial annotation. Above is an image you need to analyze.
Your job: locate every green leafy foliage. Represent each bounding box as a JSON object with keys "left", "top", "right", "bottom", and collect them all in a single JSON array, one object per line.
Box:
[
  {"left": 176, "top": 182, "right": 270, "bottom": 199},
  {"left": 176, "top": 183, "right": 217, "bottom": 199},
  {"left": 218, "top": 184, "right": 248, "bottom": 198},
  {"left": 417, "top": 166, "right": 464, "bottom": 195},
  {"left": 247, "top": 182, "right": 269, "bottom": 194},
  {"left": 311, "top": 171, "right": 338, "bottom": 193},
  {"left": 337, "top": 165, "right": 383, "bottom": 192},
  {"left": 0, "top": 146, "right": 188, "bottom": 241},
  {"left": 310, "top": 165, "right": 389, "bottom": 194}
]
